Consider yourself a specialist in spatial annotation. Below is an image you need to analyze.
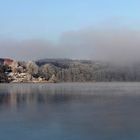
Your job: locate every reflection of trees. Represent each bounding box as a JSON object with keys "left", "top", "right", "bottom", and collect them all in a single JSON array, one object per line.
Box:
[
  {"left": 0, "top": 84, "right": 79, "bottom": 108},
  {"left": 0, "top": 84, "right": 108, "bottom": 108},
  {"left": 0, "top": 92, "right": 75, "bottom": 108}
]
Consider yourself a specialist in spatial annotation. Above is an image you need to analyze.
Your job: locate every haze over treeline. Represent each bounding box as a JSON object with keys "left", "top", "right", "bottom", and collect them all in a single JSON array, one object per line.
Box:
[{"left": 0, "top": 26, "right": 140, "bottom": 65}]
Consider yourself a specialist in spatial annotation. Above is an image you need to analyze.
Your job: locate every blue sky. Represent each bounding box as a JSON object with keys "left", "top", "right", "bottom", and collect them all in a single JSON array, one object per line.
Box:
[{"left": 0, "top": 0, "right": 140, "bottom": 41}]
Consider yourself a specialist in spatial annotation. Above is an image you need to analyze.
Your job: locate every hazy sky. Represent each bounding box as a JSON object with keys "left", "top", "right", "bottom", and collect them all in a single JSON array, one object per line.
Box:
[
  {"left": 1, "top": 0, "right": 140, "bottom": 40},
  {"left": 0, "top": 0, "right": 140, "bottom": 61}
]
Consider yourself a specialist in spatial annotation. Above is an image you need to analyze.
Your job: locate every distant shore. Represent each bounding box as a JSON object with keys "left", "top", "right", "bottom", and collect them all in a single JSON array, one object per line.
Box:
[{"left": 1, "top": 58, "right": 140, "bottom": 83}]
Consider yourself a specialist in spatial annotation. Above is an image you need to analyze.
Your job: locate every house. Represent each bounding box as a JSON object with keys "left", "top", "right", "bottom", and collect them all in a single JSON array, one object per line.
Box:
[{"left": 4, "top": 58, "right": 14, "bottom": 66}]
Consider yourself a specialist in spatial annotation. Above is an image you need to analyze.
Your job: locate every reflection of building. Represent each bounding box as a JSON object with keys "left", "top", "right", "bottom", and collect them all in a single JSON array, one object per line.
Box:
[
  {"left": 0, "top": 85, "right": 73, "bottom": 109},
  {"left": 7, "top": 85, "right": 46, "bottom": 108}
]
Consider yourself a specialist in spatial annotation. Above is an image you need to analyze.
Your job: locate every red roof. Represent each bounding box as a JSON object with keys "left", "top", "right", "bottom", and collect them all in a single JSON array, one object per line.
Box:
[{"left": 4, "top": 58, "right": 14, "bottom": 66}]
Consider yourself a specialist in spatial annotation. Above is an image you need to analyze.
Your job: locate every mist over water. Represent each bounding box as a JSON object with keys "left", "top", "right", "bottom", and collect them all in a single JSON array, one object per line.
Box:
[
  {"left": 0, "top": 83, "right": 140, "bottom": 140},
  {"left": 0, "top": 26, "right": 140, "bottom": 65}
]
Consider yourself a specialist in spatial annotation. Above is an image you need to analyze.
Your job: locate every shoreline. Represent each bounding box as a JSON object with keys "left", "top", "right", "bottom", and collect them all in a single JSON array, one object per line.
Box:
[{"left": 1, "top": 81, "right": 140, "bottom": 84}]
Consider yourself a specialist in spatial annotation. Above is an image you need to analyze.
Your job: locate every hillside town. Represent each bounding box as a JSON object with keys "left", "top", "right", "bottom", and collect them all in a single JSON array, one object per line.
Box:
[{"left": 0, "top": 58, "right": 57, "bottom": 83}]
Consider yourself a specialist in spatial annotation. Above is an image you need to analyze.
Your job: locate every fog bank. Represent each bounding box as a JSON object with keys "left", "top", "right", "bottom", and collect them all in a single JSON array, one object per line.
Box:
[{"left": 0, "top": 28, "right": 140, "bottom": 64}]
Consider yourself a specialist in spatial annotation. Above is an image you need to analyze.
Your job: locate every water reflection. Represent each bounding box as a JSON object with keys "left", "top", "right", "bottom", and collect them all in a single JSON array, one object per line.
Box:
[
  {"left": 0, "top": 83, "right": 140, "bottom": 140},
  {"left": 0, "top": 83, "right": 86, "bottom": 109},
  {"left": 0, "top": 82, "right": 140, "bottom": 109}
]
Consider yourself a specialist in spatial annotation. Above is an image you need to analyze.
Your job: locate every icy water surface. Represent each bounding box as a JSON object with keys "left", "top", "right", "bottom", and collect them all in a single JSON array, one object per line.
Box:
[{"left": 0, "top": 82, "right": 140, "bottom": 140}]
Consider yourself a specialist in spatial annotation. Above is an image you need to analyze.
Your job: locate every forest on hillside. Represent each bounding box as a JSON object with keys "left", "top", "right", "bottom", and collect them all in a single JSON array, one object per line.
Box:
[
  {"left": 36, "top": 59, "right": 140, "bottom": 82},
  {"left": 1, "top": 58, "right": 140, "bottom": 83}
]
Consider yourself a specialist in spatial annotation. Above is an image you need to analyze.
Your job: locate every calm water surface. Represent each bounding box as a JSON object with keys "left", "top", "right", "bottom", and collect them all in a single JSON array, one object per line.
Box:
[{"left": 0, "top": 82, "right": 140, "bottom": 140}]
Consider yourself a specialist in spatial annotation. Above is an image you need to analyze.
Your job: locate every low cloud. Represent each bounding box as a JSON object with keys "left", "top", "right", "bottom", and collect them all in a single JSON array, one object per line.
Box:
[{"left": 0, "top": 27, "right": 140, "bottom": 64}]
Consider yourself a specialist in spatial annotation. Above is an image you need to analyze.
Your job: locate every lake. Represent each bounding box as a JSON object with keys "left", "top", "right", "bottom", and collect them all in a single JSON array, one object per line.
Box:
[{"left": 0, "top": 82, "right": 140, "bottom": 140}]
